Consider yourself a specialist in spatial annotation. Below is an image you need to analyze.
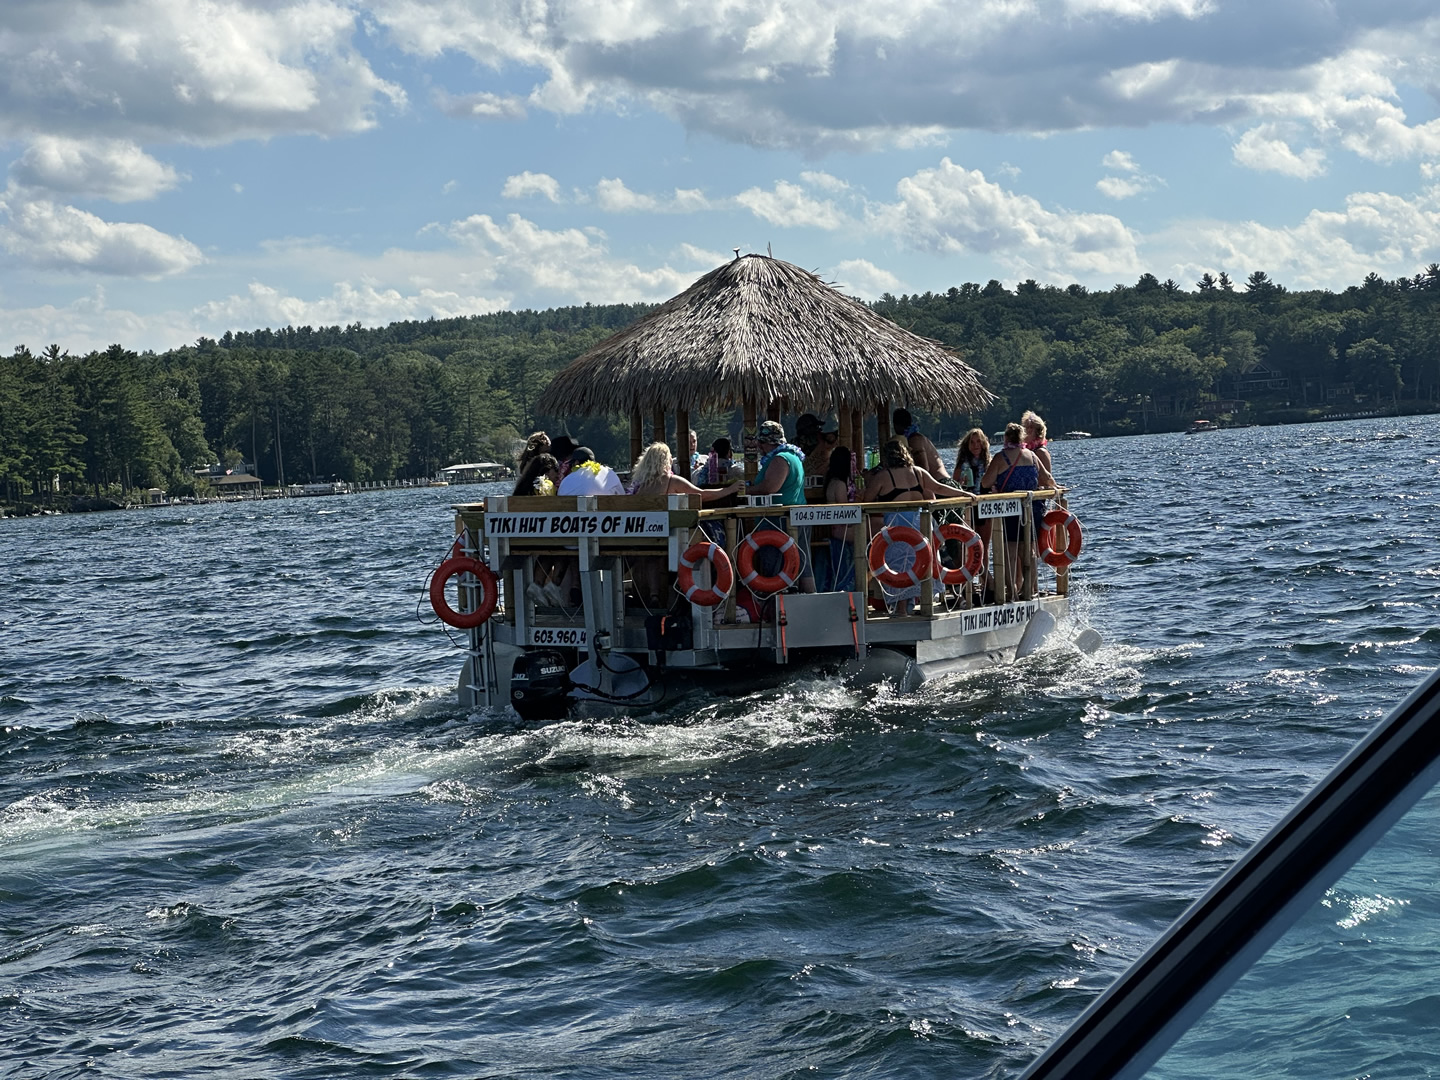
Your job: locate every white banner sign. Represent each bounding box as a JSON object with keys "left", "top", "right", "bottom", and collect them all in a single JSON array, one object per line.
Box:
[
  {"left": 528, "top": 626, "right": 589, "bottom": 647},
  {"left": 977, "top": 497, "right": 1024, "bottom": 520},
  {"left": 484, "top": 511, "right": 669, "bottom": 538},
  {"left": 789, "top": 505, "right": 864, "bottom": 527},
  {"left": 961, "top": 601, "right": 1037, "bottom": 636}
]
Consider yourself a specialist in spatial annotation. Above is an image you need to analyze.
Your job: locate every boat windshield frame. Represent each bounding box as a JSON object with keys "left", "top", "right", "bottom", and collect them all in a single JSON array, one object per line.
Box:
[{"left": 1017, "top": 666, "right": 1440, "bottom": 1080}]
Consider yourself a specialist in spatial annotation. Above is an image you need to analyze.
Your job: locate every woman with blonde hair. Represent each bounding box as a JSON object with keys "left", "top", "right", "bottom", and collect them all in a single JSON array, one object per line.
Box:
[
  {"left": 1020, "top": 411, "right": 1052, "bottom": 476},
  {"left": 627, "top": 443, "right": 742, "bottom": 605}
]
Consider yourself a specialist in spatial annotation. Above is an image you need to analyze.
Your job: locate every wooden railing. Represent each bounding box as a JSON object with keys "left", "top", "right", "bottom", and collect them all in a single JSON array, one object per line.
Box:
[{"left": 456, "top": 487, "right": 1068, "bottom": 624}]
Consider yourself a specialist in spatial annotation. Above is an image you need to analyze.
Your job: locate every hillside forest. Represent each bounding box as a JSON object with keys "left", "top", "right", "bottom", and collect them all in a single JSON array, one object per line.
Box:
[{"left": 3, "top": 268, "right": 1439, "bottom": 507}]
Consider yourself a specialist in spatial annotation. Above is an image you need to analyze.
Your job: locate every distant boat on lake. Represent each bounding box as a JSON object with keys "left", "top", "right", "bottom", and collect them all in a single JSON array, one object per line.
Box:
[
  {"left": 288, "top": 480, "right": 350, "bottom": 496},
  {"left": 1186, "top": 419, "right": 1220, "bottom": 434}
]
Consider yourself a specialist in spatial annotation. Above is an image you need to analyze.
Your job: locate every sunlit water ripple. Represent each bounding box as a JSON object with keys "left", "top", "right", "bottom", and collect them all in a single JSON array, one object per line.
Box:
[{"left": 3, "top": 416, "right": 1439, "bottom": 1078}]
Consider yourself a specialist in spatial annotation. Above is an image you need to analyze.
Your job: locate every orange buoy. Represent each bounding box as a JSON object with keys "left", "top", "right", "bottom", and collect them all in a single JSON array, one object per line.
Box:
[
  {"left": 935, "top": 522, "right": 985, "bottom": 585},
  {"left": 867, "top": 524, "right": 933, "bottom": 588},
  {"left": 677, "top": 541, "right": 735, "bottom": 606},
  {"left": 736, "top": 529, "right": 801, "bottom": 595},
  {"left": 1037, "top": 508, "right": 1083, "bottom": 567},
  {"left": 430, "top": 556, "right": 498, "bottom": 628}
]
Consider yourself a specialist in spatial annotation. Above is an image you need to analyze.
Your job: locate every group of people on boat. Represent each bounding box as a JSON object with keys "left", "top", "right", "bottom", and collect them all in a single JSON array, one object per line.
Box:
[{"left": 506, "top": 408, "right": 1057, "bottom": 612}]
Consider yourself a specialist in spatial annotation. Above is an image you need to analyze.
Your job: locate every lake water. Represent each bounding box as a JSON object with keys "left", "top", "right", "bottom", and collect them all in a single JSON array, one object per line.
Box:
[{"left": 4, "top": 416, "right": 1439, "bottom": 1079}]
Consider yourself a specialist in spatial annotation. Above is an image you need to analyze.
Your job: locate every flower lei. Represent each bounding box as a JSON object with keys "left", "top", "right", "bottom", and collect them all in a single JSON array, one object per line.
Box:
[{"left": 574, "top": 459, "right": 604, "bottom": 477}]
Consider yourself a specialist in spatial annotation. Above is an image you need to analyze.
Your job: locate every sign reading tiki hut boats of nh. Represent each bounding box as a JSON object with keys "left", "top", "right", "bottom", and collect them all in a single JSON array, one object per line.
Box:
[{"left": 425, "top": 254, "right": 1090, "bottom": 721}]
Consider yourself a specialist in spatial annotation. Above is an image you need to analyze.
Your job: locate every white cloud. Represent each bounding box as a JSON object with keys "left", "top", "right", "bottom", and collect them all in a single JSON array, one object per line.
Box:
[
  {"left": 0, "top": 0, "right": 403, "bottom": 145},
  {"left": 735, "top": 181, "right": 848, "bottom": 229},
  {"left": 10, "top": 137, "right": 183, "bottom": 202},
  {"left": 800, "top": 170, "right": 849, "bottom": 192},
  {"left": 1097, "top": 176, "right": 1148, "bottom": 199},
  {"left": 4, "top": 0, "right": 1436, "bottom": 161},
  {"left": 831, "top": 258, "right": 902, "bottom": 298},
  {"left": 440, "top": 212, "right": 701, "bottom": 299},
  {"left": 873, "top": 157, "right": 1140, "bottom": 277},
  {"left": 1096, "top": 149, "right": 1163, "bottom": 199},
  {"left": 0, "top": 198, "right": 203, "bottom": 276},
  {"left": 196, "top": 280, "right": 508, "bottom": 332},
  {"left": 434, "top": 90, "right": 528, "bottom": 121},
  {"left": 593, "top": 178, "right": 711, "bottom": 214},
  {"left": 1102, "top": 150, "right": 1140, "bottom": 173},
  {"left": 1232, "top": 127, "right": 1327, "bottom": 179},
  {"left": 1158, "top": 187, "right": 1440, "bottom": 289},
  {"left": 594, "top": 178, "right": 658, "bottom": 213},
  {"left": 366, "top": 0, "right": 1440, "bottom": 152},
  {"left": 502, "top": 171, "right": 563, "bottom": 202},
  {"left": 0, "top": 288, "right": 206, "bottom": 355}
]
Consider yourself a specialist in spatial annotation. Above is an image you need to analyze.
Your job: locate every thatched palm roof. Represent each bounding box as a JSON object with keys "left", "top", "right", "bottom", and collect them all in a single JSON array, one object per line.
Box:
[{"left": 536, "top": 255, "right": 992, "bottom": 416}]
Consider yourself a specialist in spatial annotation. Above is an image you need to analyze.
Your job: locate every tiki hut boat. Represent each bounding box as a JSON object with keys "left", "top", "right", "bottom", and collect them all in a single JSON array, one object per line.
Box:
[{"left": 431, "top": 255, "right": 1086, "bottom": 719}]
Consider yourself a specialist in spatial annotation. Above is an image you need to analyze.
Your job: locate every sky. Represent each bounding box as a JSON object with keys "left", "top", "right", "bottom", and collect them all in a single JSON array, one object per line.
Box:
[{"left": 5, "top": 0, "right": 1440, "bottom": 354}]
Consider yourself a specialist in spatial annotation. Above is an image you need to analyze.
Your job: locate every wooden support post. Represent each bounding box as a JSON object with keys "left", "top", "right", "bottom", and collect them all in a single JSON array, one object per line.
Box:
[
  {"left": 853, "top": 512, "right": 869, "bottom": 615},
  {"left": 993, "top": 517, "right": 1008, "bottom": 606},
  {"left": 766, "top": 401, "right": 782, "bottom": 422},
  {"left": 651, "top": 406, "right": 666, "bottom": 450},
  {"left": 724, "top": 516, "right": 739, "bottom": 624},
  {"left": 629, "top": 409, "right": 642, "bottom": 469},
  {"left": 836, "top": 409, "right": 852, "bottom": 461},
  {"left": 675, "top": 407, "right": 690, "bottom": 471},
  {"left": 919, "top": 508, "right": 935, "bottom": 618},
  {"left": 1055, "top": 494, "right": 1069, "bottom": 597},
  {"left": 743, "top": 399, "right": 758, "bottom": 481},
  {"left": 877, "top": 403, "right": 891, "bottom": 450},
  {"left": 851, "top": 407, "right": 863, "bottom": 467},
  {"left": 1023, "top": 496, "right": 1038, "bottom": 600}
]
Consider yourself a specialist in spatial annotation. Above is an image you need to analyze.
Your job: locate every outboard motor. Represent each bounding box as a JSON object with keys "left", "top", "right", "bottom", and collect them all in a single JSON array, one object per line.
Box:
[{"left": 510, "top": 649, "right": 571, "bottom": 721}]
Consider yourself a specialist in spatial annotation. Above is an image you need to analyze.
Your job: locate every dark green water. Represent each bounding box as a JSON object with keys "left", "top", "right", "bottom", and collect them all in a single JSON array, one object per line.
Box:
[{"left": 4, "top": 417, "right": 1439, "bottom": 1078}]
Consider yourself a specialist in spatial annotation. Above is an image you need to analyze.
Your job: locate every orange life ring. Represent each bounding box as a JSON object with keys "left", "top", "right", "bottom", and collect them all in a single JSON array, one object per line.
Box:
[
  {"left": 935, "top": 522, "right": 985, "bottom": 585},
  {"left": 867, "top": 524, "right": 933, "bottom": 588},
  {"left": 736, "top": 529, "right": 801, "bottom": 595},
  {"left": 677, "top": 541, "right": 734, "bottom": 607},
  {"left": 1038, "top": 508, "right": 1083, "bottom": 567},
  {"left": 430, "top": 556, "right": 499, "bottom": 628}
]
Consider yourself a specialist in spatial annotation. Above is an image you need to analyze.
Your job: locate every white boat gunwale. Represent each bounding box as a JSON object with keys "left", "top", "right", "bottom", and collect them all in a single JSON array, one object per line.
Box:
[{"left": 445, "top": 486, "right": 1075, "bottom": 714}]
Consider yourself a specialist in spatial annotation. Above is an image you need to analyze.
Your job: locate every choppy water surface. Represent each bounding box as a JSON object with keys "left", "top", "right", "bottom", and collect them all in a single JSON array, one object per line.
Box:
[{"left": 4, "top": 417, "right": 1439, "bottom": 1079}]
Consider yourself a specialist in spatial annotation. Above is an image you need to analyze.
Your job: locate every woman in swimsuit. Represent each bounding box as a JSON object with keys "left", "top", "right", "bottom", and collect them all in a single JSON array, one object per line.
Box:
[
  {"left": 980, "top": 422, "right": 1055, "bottom": 598},
  {"left": 859, "top": 439, "right": 967, "bottom": 612}
]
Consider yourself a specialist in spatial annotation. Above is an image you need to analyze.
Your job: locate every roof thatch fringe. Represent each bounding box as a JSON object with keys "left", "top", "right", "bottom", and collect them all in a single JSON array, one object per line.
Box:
[{"left": 537, "top": 255, "right": 993, "bottom": 417}]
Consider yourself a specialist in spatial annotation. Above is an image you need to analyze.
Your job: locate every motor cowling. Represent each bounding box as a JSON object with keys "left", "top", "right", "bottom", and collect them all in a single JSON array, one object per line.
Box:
[{"left": 510, "top": 649, "right": 572, "bottom": 721}]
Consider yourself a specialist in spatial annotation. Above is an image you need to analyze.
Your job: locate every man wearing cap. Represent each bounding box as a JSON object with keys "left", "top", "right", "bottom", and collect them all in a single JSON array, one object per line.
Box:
[
  {"left": 557, "top": 447, "right": 625, "bottom": 495},
  {"left": 748, "top": 419, "right": 815, "bottom": 593},
  {"left": 749, "top": 420, "right": 807, "bottom": 505}
]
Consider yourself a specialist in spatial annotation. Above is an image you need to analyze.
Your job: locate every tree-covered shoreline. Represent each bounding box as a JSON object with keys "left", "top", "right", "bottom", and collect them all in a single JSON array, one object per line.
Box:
[{"left": 5, "top": 269, "right": 1438, "bottom": 512}]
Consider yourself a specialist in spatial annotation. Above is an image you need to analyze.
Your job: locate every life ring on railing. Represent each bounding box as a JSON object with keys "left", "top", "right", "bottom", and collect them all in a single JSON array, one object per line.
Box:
[
  {"left": 867, "top": 524, "right": 933, "bottom": 588},
  {"left": 935, "top": 522, "right": 986, "bottom": 585},
  {"left": 677, "top": 541, "right": 734, "bottom": 607},
  {"left": 1037, "top": 508, "right": 1084, "bottom": 567},
  {"left": 430, "top": 556, "right": 499, "bottom": 628},
  {"left": 736, "top": 529, "right": 801, "bottom": 595}
]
